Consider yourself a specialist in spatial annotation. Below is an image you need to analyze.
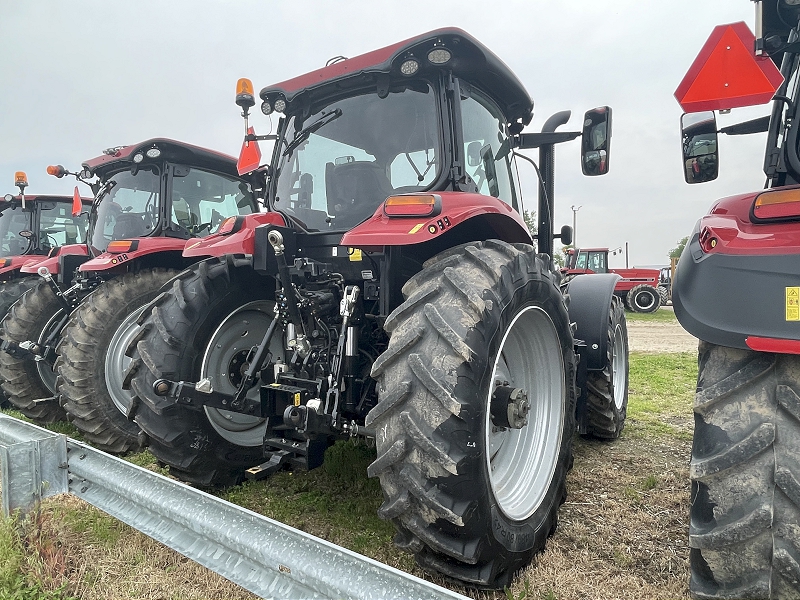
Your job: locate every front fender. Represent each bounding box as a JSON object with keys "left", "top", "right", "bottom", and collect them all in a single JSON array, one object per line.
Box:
[{"left": 565, "top": 273, "right": 620, "bottom": 370}]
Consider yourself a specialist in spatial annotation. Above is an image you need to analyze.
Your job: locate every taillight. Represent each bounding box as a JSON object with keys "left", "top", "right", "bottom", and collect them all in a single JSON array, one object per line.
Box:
[
  {"left": 383, "top": 194, "right": 440, "bottom": 217},
  {"left": 107, "top": 240, "right": 139, "bottom": 254},
  {"left": 698, "top": 227, "right": 717, "bottom": 253},
  {"left": 0, "top": 259, "right": 12, "bottom": 268},
  {"left": 752, "top": 188, "right": 800, "bottom": 221}
]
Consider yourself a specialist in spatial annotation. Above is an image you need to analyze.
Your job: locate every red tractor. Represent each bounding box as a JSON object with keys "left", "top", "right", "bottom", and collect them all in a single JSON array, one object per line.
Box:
[
  {"left": 673, "top": 3, "right": 800, "bottom": 598},
  {"left": 563, "top": 247, "right": 662, "bottom": 312},
  {"left": 0, "top": 140, "right": 266, "bottom": 444},
  {"left": 124, "top": 29, "right": 628, "bottom": 588},
  {"left": 0, "top": 172, "right": 91, "bottom": 322}
]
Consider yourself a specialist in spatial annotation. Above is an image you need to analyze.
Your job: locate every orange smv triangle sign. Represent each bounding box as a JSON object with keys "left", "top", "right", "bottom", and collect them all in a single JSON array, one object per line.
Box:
[
  {"left": 237, "top": 127, "right": 262, "bottom": 175},
  {"left": 675, "top": 22, "right": 784, "bottom": 113}
]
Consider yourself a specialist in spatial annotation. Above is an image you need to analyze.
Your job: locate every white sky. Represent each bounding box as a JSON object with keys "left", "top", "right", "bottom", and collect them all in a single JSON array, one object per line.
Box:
[{"left": 0, "top": 0, "right": 771, "bottom": 266}]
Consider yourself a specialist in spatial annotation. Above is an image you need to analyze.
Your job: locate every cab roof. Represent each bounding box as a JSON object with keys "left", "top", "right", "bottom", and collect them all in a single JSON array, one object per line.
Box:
[
  {"left": 260, "top": 28, "right": 534, "bottom": 127},
  {"left": 82, "top": 138, "right": 239, "bottom": 178}
]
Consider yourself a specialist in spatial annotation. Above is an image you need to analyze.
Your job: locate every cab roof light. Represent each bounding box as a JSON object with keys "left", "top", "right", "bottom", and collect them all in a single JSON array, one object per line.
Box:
[
  {"left": 106, "top": 240, "right": 139, "bottom": 254},
  {"left": 427, "top": 40, "right": 452, "bottom": 65},
  {"left": 383, "top": 194, "right": 440, "bottom": 217},
  {"left": 752, "top": 188, "right": 800, "bottom": 221},
  {"left": 400, "top": 57, "right": 420, "bottom": 76},
  {"left": 14, "top": 172, "right": 28, "bottom": 189}
]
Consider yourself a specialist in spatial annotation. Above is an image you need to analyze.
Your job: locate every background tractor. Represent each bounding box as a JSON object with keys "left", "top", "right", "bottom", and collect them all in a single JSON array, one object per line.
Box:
[
  {"left": 563, "top": 247, "right": 663, "bottom": 312},
  {"left": 0, "top": 173, "right": 90, "bottom": 325},
  {"left": 673, "top": 3, "right": 800, "bottom": 598},
  {"left": 124, "top": 29, "right": 628, "bottom": 589},
  {"left": 0, "top": 140, "right": 265, "bottom": 449}
]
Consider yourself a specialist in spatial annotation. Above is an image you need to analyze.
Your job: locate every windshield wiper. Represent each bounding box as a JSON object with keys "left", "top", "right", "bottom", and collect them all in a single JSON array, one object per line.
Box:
[{"left": 283, "top": 108, "right": 343, "bottom": 156}]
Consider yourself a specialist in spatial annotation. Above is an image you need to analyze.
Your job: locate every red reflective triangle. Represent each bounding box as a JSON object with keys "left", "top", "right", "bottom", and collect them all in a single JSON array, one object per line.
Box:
[
  {"left": 675, "top": 22, "right": 784, "bottom": 112},
  {"left": 72, "top": 186, "right": 82, "bottom": 216},
  {"left": 237, "top": 127, "right": 262, "bottom": 175}
]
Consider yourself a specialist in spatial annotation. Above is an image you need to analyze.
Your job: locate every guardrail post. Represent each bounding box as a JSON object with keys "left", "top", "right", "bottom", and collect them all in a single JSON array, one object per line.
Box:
[{"left": 0, "top": 414, "right": 68, "bottom": 516}]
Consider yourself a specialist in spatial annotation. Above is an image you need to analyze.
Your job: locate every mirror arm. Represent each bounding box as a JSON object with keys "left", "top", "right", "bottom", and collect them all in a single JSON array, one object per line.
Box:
[{"left": 515, "top": 130, "right": 581, "bottom": 149}]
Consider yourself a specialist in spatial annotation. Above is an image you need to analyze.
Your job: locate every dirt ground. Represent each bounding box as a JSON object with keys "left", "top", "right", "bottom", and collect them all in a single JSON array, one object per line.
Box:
[{"left": 627, "top": 316, "right": 698, "bottom": 353}]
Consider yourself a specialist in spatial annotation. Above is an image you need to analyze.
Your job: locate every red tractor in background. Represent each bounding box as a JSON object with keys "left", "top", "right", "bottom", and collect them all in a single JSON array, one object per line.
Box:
[
  {"left": 123, "top": 28, "right": 628, "bottom": 589},
  {"left": 673, "top": 3, "right": 800, "bottom": 598},
  {"left": 563, "top": 247, "right": 662, "bottom": 312},
  {"left": 0, "top": 139, "right": 266, "bottom": 447},
  {"left": 0, "top": 172, "right": 91, "bottom": 323}
]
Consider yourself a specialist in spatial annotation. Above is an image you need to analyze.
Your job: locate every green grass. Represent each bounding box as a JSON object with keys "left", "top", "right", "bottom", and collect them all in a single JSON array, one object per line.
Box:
[
  {"left": 624, "top": 307, "right": 677, "bottom": 323},
  {"left": 626, "top": 351, "right": 697, "bottom": 439}
]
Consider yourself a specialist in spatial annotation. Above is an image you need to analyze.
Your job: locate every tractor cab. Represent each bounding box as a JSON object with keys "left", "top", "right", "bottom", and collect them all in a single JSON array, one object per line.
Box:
[
  {"left": 0, "top": 172, "right": 91, "bottom": 273},
  {"left": 240, "top": 28, "right": 610, "bottom": 249},
  {"left": 80, "top": 139, "right": 263, "bottom": 257},
  {"left": 566, "top": 247, "right": 609, "bottom": 273}
]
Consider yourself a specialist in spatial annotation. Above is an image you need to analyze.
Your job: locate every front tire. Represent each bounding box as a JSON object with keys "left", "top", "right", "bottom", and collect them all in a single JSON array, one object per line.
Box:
[
  {"left": 367, "top": 241, "right": 577, "bottom": 589},
  {"left": 690, "top": 342, "right": 800, "bottom": 599},
  {"left": 0, "top": 280, "right": 66, "bottom": 422},
  {"left": 626, "top": 283, "right": 661, "bottom": 313},
  {"left": 584, "top": 295, "right": 628, "bottom": 439},
  {"left": 125, "top": 257, "right": 277, "bottom": 487},
  {"left": 56, "top": 268, "right": 179, "bottom": 453}
]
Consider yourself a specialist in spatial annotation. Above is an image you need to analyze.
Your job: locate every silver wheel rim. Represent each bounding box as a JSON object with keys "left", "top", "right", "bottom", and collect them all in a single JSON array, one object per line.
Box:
[
  {"left": 635, "top": 290, "right": 655, "bottom": 311},
  {"left": 36, "top": 309, "right": 66, "bottom": 395},
  {"left": 201, "top": 301, "right": 283, "bottom": 447},
  {"left": 612, "top": 323, "right": 627, "bottom": 410},
  {"left": 105, "top": 305, "right": 147, "bottom": 415},
  {"left": 485, "top": 305, "right": 565, "bottom": 521}
]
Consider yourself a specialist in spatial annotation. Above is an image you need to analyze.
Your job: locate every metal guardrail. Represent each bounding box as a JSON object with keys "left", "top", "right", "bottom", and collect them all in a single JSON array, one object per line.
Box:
[{"left": 0, "top": 414, "right": 470, "bottom": 600}]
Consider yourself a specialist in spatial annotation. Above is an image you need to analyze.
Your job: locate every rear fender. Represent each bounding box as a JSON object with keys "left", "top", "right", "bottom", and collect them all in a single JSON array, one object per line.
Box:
[
  {"left": 21, "top": 244, "right": 88, "bottom": 276},
  {"left": 0, "top": 254, "right": 40, "bottom": 278},
  {"left": 183, "top": 213, "right": 286, "bottom": 258},
  {"left": 565, "top": 273, "right": 621, "bottom": 371},
  {"left": 80, "top": 237, "right": 188, "bottom": 272},
  {"left": 673, "top": 222, "right": 800, "bottom": 352},
  {"left": 340, "top": 191, "right": 531, "bottom": 248}
]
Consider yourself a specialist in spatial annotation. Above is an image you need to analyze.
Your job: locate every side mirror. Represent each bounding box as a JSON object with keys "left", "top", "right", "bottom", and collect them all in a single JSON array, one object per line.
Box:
[
  {"left": 681, "top": 111, "right": 719, "bottom": 184},
  {"left": 581, "top": 107, "right": 612, "bottom": 176}
]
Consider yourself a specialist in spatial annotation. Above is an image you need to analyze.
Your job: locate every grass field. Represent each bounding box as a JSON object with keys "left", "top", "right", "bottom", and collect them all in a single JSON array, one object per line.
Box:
[{"left": 0, "top": 332, "right": 698, "bottom": 599}]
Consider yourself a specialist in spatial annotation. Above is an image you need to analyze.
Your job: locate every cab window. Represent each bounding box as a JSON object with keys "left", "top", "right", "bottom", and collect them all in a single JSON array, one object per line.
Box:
[
  {"left": 460, "top": 89, "right": 517, "bottom": 209},
  {"left": 171, "top": 168, "right": 256, "bottom": 237}
]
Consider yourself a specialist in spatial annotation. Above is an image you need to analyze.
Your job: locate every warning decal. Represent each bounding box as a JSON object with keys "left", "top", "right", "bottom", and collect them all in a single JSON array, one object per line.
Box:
[{"left": 787, "top": 287, "right": 800, "bottom": 321}]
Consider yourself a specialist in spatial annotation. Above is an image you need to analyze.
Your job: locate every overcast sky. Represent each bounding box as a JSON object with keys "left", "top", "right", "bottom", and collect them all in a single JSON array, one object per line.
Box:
[{"left": 0, "top": 0, "right": 771, "bottom": 266}]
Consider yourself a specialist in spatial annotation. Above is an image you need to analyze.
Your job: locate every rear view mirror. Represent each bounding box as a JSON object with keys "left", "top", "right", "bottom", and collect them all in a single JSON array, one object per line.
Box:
[
  {"left": 681, "top": 111, "right": 718, "bottom": 184},
  {"left": 581, "top": 107, "right": 612, "bottom": 176}
]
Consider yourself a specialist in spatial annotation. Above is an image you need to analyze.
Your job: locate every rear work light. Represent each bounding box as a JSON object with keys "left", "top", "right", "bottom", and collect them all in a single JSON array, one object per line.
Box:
[
  {"left": 106, "top": 240, "right": 139, "bottom": 254},
  {"left": 752, "top": 188, "right": 800, "bottom": 221},
  {"left": 383, "top": 194, "right": 440, "bottom": 217}
]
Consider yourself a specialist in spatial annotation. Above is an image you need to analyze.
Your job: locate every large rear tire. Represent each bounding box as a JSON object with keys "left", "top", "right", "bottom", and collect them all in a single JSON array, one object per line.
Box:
[
  {"left": 56, "top": 269, "right": 179, "bottom": 453},
  {"left": 0, "top": 276, "right": 45, "bottom": 408},
  {"left": 367, "top": 240, "right": 577, "bottom": 589},
  {"left": 584, "top": 295, "right": 628, "bottom": 439},
  {"left": 125, "top": 257, "right": 278, "bottom": 487},
  {"left": 0, "top": 280, "right": 66, "bottom": 422},
  {"left": 626, "top": 283, "right": 661, "bottom": 313},
  {"left": 690, "top": 342, "right": 800, "bottom": 599}
]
